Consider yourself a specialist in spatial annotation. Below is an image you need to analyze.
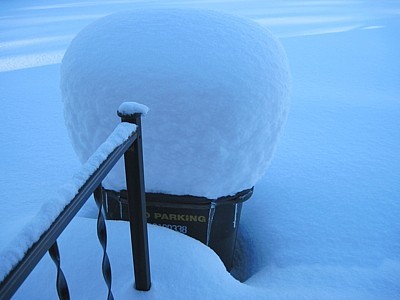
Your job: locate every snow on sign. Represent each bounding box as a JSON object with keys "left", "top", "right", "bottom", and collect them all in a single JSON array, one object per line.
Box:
[{"left": 61, "top": 8, "right": 291, "bottom": 199}]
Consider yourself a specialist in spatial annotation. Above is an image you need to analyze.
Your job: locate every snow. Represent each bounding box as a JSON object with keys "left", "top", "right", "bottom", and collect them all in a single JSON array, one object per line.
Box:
[
  {"left": 118, "top": 102, "right": 149, "bottom": 116},
  {"left": 0, "top": 0, "right": 399, "bottom": 299},
  {"left": 0, "top": 122, "right": 136, "bottom": 283},
  {"left": 60, "top": 9, "right": 291, "bottom": 199}
]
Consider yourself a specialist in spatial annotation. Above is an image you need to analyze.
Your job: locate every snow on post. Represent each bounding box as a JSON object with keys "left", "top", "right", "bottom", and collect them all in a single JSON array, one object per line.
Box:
[
  {"left": 118, "top": 102, "right": 149, "bottom": 117},
  {"left": 61, "top": 9, "right": 291, "bottom": 199}
]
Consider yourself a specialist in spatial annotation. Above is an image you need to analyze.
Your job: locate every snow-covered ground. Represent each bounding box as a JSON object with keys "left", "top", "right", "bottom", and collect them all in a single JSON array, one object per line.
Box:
[{"left": 0, "top": 0, "right": 399, "bottom": 299}]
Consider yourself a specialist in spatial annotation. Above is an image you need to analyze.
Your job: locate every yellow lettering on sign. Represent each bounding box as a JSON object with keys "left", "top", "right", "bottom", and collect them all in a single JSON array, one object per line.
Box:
[{"left": 149, "top": 212, "right": 207, "bottom": 223}]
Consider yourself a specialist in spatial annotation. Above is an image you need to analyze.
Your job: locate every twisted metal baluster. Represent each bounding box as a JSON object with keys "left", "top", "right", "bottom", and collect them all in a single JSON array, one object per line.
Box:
[
  {"left": 48, "top": 242, "right": 70, "bottom": 300},
  {"left": 94, "top": 186, "right": 114, "bottom": 300}
]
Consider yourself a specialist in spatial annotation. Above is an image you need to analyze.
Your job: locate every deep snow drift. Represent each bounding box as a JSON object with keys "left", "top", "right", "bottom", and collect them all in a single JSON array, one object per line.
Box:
[
  {"left": 60, "top": 9, "right": 291, "bottom": 199},
  {"left": 1, "top": 0, "right": 399, "bottom": 299}
]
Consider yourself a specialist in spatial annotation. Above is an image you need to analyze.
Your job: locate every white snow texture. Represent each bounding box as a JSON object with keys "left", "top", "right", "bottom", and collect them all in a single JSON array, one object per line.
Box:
[
  {"left": 61, "top": 9, "right": 291, "bottom": 199},
  {"left": 118, "top": 101, "right": 149, "bottom": 116},
  {"left": 0, "top": 122, "right": 136, "bottom": 282}
]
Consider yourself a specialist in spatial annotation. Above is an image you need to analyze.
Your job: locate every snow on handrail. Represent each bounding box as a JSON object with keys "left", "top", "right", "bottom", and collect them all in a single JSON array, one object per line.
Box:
[{"left": 0, "top": 120, "right": 140, "bottom": 299}]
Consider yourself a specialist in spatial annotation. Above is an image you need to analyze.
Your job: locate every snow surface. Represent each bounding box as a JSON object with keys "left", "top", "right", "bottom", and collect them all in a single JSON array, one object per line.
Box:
[
  {"left": 0, "top": 0, "right": 399, "bottom": 299},
  {"left": 0, "top": 122, "right": 136, "bottom": 282},
  {"left": 118, "top": 102, "right": 149, "bottom": 116},
  {"left": 60, "top": 9, "right": 291, "bottom": 199}
]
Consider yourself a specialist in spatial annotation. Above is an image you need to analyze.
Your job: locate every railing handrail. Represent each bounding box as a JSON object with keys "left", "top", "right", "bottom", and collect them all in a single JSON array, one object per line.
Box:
[{"left": 0, "top": 104, "right": 151, "bottom": 299}]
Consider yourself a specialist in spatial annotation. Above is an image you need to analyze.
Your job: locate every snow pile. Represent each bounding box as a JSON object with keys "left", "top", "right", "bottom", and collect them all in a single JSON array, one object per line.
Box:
[
  {"left": 0, "top": 122, "right": 136, "bottom": 283},
  {"left": 61, "top": 8, "right": 291, "bottom": 199},
  {"left": 118, "top": 102, "right": 149, "bottom": 116},
  {"left": 2, "top": 1, "right": 400, "bottom": 299}
]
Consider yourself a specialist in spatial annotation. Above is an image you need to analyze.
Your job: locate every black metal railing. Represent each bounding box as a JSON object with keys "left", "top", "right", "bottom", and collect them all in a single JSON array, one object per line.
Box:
[{"left": 0, "top": 104, "right": 151, "bottom": 299}]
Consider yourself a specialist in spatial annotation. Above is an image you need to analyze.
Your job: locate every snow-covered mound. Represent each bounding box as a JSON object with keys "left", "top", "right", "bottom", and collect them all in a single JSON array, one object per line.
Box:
[{"left": 61, "top": 9, "right": 291, "bottom": 198}]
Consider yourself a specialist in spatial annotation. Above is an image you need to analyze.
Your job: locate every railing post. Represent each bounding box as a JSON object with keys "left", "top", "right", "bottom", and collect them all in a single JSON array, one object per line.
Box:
[
  {"left": 117, "top": 109, "right": 151, "bottom": 291},
  {"left": 93, "top": 186, "right": 114, "bottom": 300},
  {"left": 48, "top": 241, "right": 70, "bottom": 300}
]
